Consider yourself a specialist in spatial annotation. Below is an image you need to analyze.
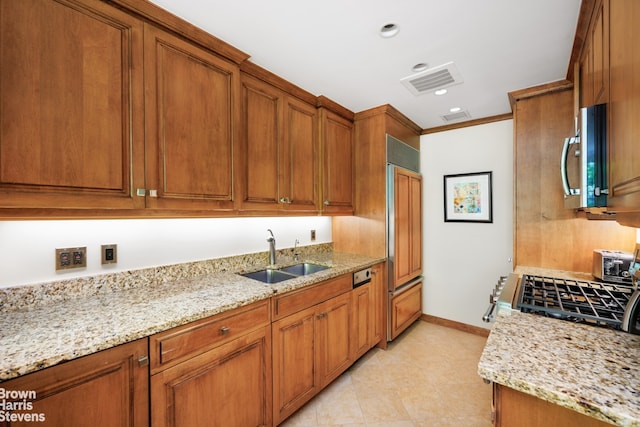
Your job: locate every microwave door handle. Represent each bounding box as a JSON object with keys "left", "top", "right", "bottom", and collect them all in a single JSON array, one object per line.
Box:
[{"left": 561, "top": 136, "right": 580, "bottom": 196}]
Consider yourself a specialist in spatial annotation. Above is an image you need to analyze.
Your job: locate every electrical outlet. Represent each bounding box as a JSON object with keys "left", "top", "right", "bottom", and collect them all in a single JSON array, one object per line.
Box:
[
  {"left": 56, "top": 247, "right": 87, "bottom": 271},
  {"left": 310, "top": 229, "right": 316, "bottom": 241},
  {"left": 101, "top": 244, "right": 117, "bottom": 265}
]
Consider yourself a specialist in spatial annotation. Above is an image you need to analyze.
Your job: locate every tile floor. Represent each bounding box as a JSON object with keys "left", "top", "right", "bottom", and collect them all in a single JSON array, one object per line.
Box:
[{"left": 280, "top": 320, "right": 493, "bottom": 427}]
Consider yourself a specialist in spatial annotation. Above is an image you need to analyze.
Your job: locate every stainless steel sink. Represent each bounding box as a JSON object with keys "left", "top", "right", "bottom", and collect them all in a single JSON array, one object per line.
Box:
[
  {"left": 241, "top": 263, "right": 330, "bottom": 283},
  {"left": 240, "top": 269, "right": 297, "bottom": 284},
  {"left": 278, "top": 263, "right": 329, "bottom": 276}
]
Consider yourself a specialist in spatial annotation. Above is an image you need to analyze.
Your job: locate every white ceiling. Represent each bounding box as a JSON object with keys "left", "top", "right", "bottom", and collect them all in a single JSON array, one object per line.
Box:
[{"left": 148, "top": 0, "right": 582, "bottom": 129}]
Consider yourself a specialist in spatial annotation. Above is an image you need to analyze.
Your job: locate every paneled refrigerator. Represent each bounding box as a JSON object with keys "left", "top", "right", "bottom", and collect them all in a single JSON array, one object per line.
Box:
[{"left": 386, "top": 135, "right": 423, "bottom": 341}]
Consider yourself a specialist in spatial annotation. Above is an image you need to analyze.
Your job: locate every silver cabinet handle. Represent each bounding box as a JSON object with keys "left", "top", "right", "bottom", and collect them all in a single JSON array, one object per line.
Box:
[
  {"left": 136, "top": 188, "right": 146, "bottom": 197},
  {"left": 323, "top": 200, "right": 330, "bottom": 206},
  {"left": 220, "top": 326, "right": 230, "bottom": 335},
  {"left": 137, "top": 355, "right": 149, "bottom": 367}
]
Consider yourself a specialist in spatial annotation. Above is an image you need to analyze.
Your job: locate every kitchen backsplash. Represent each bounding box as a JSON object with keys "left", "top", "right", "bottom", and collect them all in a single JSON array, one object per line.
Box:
[
  {"left": 0, "top": 243, "right": 333, "bottom": 313},
  {"left": 0, "top": 216, "right": 332, "bottom": 288}
]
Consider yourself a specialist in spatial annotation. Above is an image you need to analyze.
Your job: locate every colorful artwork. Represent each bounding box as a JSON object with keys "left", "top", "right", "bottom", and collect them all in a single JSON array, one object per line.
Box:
[
  {"left": 444, "top": 171, "right": 493, "bottom": 223},
  {"left": 453, "top": 182, "right": 481, "bottom": 214}
]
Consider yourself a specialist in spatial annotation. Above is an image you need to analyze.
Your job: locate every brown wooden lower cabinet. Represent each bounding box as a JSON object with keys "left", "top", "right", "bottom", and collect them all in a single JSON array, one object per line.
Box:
[
  {"left": 150, "top": 300, "right": 272, "bottom": 427},
  {"left": 493, "top": 383, "right": 613, "bottom": 427},
  {"left": 316, "top": 292, "right": 353, "bottom": 387},
  {"left": 352, "top": 281, "right": 374, "bottom": 358},
  {"left": 151, "top": 327, "right": 271, "bottom": 427},
  {"left": 0, "top": 339, "right": 149, "bottom": 427},
  {"left": 272, "top": 291, "right": 353, "bottom": 425},
  {"left": 0, "top": 271, "right": 385, "bottom": 427},
  {"left": 351, "top": 262, "right": 384, "bottom": 358}
]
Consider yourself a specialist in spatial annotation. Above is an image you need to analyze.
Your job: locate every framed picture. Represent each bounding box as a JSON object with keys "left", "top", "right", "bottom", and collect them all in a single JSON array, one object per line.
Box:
[{"left": 443, "top": 171, "right": 493, "bottom": 223}]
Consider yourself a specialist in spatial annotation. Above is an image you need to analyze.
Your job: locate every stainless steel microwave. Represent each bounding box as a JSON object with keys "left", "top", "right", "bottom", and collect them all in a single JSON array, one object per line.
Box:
[{"left": 561, "top": 103, "right": 608, "bottom": 209}]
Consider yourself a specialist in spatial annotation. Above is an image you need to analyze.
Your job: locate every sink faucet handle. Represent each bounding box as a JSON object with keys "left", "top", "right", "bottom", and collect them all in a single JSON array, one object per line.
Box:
[{"left": 267, "top": 229, "right": 275, "bottom": 242}]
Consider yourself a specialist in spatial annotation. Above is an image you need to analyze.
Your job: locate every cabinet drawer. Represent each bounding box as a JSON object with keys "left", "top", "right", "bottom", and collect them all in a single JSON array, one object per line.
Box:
[
  {"left": 389, "top": 281, "right": 422, "bottom": 340},
  {"left": 150, "top": 299, "right": 270, "bottom": 373},
  {"left": 273, "top": 274, "right": 352, "bottom": 320}
]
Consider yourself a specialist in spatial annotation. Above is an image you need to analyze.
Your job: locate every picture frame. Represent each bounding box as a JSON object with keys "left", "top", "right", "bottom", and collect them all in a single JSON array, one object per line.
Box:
[{"left": 443, "top": 171, "right": 493, "bottom": 223}]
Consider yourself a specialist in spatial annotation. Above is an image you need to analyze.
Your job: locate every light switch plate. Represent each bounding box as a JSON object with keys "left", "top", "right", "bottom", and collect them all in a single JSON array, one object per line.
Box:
[{"left": 101, "top": 244, "right": 117, "bottom": 265}]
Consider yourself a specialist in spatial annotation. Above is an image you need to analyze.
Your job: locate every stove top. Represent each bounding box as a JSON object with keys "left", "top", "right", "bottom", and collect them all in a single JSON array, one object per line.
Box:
[{"left": 516, "top": 274, "right": 635, "bottom": 330}]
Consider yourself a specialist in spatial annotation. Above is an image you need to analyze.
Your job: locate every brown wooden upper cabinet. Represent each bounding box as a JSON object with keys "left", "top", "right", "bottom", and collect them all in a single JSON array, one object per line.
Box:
[
  {"left": 579, "top": 0, "right": 609, "bottom": 108},
  {"left": 0, "top": 0, "right": 242, "bottom": 215},
  {"left": 143, "top": 23, "right": 238, "bottom": 211},
  {"left": 238, "top": 72, "right": 319, "bottom": 214},
  {"left": 0, "top": 0, "right": 146, "bottom": 211},
  {"left": 576, "top": 0, "right": 640, "bottom": 214},
  {"left": 0, "top": 0, "right": 357, "bottom": 218},
  {"left": 318, "top": 104, "right": 355, "bottom": 215},
  {"left": 607, "top": 0, "right": 640, "bottom": 212}
]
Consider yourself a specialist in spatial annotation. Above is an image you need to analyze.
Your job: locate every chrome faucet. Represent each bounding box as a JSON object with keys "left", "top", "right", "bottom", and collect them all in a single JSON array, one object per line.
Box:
[
  {"left": 293, "top": 239, "right": 300, "bottom": 261},
  {"left": 267, "top": 229, "right": 276, "bottom": 265}
]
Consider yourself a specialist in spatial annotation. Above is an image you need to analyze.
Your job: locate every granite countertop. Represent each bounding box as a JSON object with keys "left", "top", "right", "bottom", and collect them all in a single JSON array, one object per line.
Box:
[
  {"left": 478, "top": 311, "right": 640, "bottom": 427},
  {"left": 0, "top": 249, "right": 383, "bottom": 381}
]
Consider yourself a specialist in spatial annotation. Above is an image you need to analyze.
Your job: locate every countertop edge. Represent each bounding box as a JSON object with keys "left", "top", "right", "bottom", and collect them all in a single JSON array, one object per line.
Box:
[
  {"left": 0, "top": 251, "right": 385, "bottom": 381},
  {"left": 477, "top": 311, "right": 640, "bottom": 427}
]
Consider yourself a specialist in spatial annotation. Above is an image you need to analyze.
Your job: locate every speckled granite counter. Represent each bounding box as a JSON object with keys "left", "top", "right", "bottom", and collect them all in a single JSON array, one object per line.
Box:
[
  {"left": 0, "top": 247, "right": 383, "bottom": 381},
  {"left": 478, "top": 311, "right": 640, "bottom": 427}
]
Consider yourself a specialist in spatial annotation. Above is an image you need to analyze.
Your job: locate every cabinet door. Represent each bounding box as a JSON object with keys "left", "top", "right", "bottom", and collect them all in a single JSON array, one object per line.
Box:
[
  {"left": 351, "top": 282, "right": 372, "bottom": 359},
  {"left": 320, "top": 109, "right": 354, "bottom": 214},
  {"left": 608, "top": 0, "right": 640, "bottom": 211},
  {"left": 151, "top": 327, "right": 271, "bottom": 427},
  {"left": 283, "top": 96, "right": 319, "bottom": 212},
  {"left": 239, "top": 74, "right": 319, "bottom": 213},
  {"left": 494, "top": 384, "right": 611, "bottom": 427},
  {"left": 393, "top": 168, "right": 423, "bottom": 287},
  {"left": 144, "top": 24, "right": 237, "bottom": 211},
  {"left": 316, "top": 291, "right": 352, "bottom": 387},
  {"left": 580, "top": 0, "right": 609, "bottom": 108},
  {"left": 351, "top": 264, "right": 386, "bottom": 359},
  {"left": 580, "top": 34, "right": 594, "bottom": 108},
  {"left": 0, "top": 0, "right": 145, "bottom": 210},
  {"left": 0, "top": 339, "right": 148, "bottom": 427},
  {"left": 370, "top": 262, "right": 385, "bottom": 346},
  {"left": 238, "top": 74, "right": 282, "bottom": 211},
  {"left": 272, "top": 305, "right": 318, "bottom": 425}
]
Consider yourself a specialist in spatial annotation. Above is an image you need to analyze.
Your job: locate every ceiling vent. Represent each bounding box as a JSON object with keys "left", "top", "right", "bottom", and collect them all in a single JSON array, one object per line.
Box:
[
  {"left": 440, "top": 109, "right": 472, "bottom": 123},
  {"left": 400, "top": 61, "right": 463, "bottom": 96}
]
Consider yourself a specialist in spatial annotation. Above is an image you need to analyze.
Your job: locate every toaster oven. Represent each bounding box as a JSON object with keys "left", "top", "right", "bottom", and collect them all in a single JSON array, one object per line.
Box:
[{"left": 592, "top": 249, "right": 634, "bottom": 284}]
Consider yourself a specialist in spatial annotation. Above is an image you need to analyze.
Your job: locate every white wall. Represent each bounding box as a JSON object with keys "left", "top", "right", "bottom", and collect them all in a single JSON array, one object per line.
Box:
[
  {"left": 0, "top": 217, "right": 331, "bottom": 288},
  {"left": 421, "top": 120, "right": 514, "bottom": 329}
]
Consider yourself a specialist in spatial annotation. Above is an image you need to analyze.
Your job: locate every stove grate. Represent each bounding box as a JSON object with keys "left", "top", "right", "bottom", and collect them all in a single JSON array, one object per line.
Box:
[{"left": 516, "top": 275, "right": 634, "bottom": 329}]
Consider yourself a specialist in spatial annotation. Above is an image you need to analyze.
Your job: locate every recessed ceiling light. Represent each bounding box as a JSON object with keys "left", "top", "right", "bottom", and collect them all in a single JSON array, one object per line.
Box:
[
  {"left": 434, "top": 89, "right": 448, "bottom": 96},
  {"left": 450, "top": 107, "right": 462, "bottom": 113},
  {"left": 412, "top": 63, "right": 428, "bottom": 73},
  {"left": 380, "top": 23, "right": 399, "bottom": 38}
]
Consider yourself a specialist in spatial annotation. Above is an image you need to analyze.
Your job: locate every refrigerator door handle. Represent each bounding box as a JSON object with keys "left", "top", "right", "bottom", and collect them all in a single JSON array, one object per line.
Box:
[{"left": 390, "top": 277, "right": 423, "bottom": 296}]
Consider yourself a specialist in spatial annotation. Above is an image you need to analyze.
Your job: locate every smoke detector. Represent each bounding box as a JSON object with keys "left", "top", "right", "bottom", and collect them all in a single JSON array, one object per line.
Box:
[{"left": 400, "top": 61, "right": 463, "bottom": 96}]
